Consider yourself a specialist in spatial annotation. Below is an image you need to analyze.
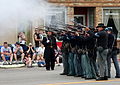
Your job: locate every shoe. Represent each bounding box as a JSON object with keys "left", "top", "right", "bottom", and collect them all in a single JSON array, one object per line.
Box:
[
  {"left": 32, "top": 61, "right": 35, "bottom": 64},
  {"left": 115, "top": 76, "right": 120, "bottom": 78},
  {"left": 104, "top": 76, "right": 108, "bottom": 80},
  {"left": 85, "top": 78, "right": 95, "bottom": 80},
  {"left": 15, "top": 61, "right": 19, "bottom": 64},
  {"left": 74, "top": 75, "right": 82, "bottom": 77},
  {"left": 3, "top": 62, "right": 8, "bottom": 65},
  {"left": 46, "top": 69, "right": 50, "bottom": 71},
  {"left": 81, "top": 76, "right": 85, "bottom": 78},
  {"left": 60, "top": 73, "right": 67, "bottom": 75},
  {"left": 19, "top": 61, "right": 23, "bottom": 64},
  {"left": 96, "top": 77, "right": 108, "bottom": 81},
  {"left": 9, "top": 62, "right": 12, "bottom": 65},
  {"left": 51, "top": 68, "right": 54, "bottom": 70},
  {"left": 67, "top": 74, "right": 75, "bottom": 76},
  {"left": 96, "top": 74, "right": 100, "bottom": 77}
]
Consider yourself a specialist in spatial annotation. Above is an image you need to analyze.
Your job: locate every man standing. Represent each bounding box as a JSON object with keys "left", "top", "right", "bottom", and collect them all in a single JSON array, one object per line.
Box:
[
  {"left": 42, "top": 30, "right": 57, "bottom": 71},
  {"left": 34, "top": 28, "right": 40, "bottom": 48},
  {"left": 1, "top": 42, "right": 13, "bottom": 65},
  {"left": 106, "top": 27, "right": 120, "bottom": 78},
  {"left": 67, "top": 31, "right": 76, "bottom": 76},
  {"left": 95, "top": 23, "right": 108, "bottom": 81},
  {"left": 60, "top": 31, "right": 70, "bottom": 75}
]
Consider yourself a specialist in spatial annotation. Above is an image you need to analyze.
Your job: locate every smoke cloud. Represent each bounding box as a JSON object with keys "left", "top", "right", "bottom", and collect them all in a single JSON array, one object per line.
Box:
[{"left": 0, "top": 0, "right": 52, "bottom": 44}]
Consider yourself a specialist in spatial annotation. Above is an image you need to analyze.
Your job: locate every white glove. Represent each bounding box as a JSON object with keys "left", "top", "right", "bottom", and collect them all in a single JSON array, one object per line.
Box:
[{"left": 47, "top": 40, "right": 50, "bottom": 43}]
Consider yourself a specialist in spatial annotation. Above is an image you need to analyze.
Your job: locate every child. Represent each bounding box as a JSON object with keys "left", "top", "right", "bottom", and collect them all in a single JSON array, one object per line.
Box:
[
  {"left": 24, "top": 53, "right": 32, "bottom": 68},
  {"left": 36, "top": 44, "right": 45, "bottom": 67}
]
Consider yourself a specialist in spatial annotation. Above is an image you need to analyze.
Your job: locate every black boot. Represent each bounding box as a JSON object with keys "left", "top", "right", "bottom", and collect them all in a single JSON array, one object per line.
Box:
[
  {"left": 115, "top": 76, "right": 120, "bottom": 78},
  {"left": 60, "top": 73, "right": 67, "bottom": 75},
  {"left": 96, "top": 77, "right": 108, "bottom": 81},
  {"left": 104, "top": 76, "right": 108, "bottom": 80}
]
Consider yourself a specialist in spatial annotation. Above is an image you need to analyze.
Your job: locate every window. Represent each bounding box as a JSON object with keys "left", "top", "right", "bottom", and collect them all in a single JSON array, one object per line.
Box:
[{"left": 103, "top": 9, "right": 120, "bottom": 38}]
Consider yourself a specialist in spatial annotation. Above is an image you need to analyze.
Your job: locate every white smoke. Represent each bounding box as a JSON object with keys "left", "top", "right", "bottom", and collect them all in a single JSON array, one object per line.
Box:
[
  {"left": 0, "top": 0, "right": 52, "bottom": 44},
  {"left": 0, "top": 0, "right": 49, "bottom": 23}
]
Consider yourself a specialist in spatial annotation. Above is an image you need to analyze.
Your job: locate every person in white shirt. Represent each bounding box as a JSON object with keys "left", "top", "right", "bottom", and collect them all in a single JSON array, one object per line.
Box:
[
  {"left": 36, "top": 44, "right": 45, "bottom": 63},
  {"left": 1, "top": 42, "right": 13, "bottom": 65}
]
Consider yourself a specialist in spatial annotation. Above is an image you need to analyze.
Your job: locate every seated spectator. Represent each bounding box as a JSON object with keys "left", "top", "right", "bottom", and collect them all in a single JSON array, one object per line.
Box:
[
  {"left": 1, "top": 42, "right": 13, "bottom": 65},
  {"left": 26, "top": 43, "right": 36, "bottom": 61},
  {"left": 24, "top": 53, "right": 32, "bottom": 68},
  {"left": 36, "top": 44, "right": 45, "bottom": 67},
  {"left": 13, "top": 42, "right": 24, "bottom": 63}
]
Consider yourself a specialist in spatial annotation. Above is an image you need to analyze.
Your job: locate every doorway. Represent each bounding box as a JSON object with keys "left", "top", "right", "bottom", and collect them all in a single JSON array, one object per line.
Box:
[{"left": 107, "top": 15, "right": 118, "bottom": 38}]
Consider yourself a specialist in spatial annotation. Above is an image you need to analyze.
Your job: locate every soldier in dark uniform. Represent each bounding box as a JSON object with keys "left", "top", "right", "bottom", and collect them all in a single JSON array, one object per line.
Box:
[
  {"left": 85, "top": 28, "right": 98, "bottom": 79},
  {"left": 67, "top": 31, "right": 76, "bottom": 76},
  {"left": 95, "top": 23, "right": 108, "bottom": 81},
  {"left": 73, "top": 31, "right": 83, "bottom": 77},
  {"left": 79, "top": 31, "right": 95, "bottom": 79},
  {"left": 42, "top": 30, "right": 57, "bottom": 71},
  {"left": 106, "top": 27, "right": 120, "bottom": 78},
  {"left": 60, "top": 31, "right": 70, "bottom": 75}
]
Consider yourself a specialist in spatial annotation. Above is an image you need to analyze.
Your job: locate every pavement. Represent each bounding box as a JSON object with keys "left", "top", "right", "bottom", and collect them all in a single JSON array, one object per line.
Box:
[{"left": 0, "top": 64, "right": 120, "bottom": 85}]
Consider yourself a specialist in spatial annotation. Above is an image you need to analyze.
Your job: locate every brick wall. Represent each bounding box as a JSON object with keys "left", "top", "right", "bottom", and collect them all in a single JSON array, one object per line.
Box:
[{"left": 48, "top": 0, "right": 120, "bottom": 3}]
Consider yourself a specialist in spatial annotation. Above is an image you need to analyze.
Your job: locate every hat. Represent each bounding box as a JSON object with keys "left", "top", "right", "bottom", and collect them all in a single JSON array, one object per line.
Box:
[
  {"left": 46, "top": 28, "right": 53, "bottom": 32},
  {"left": 105, "top": 27, "right": 113, "bottom": 31},
  {"left": 16, "top": 42, "right": 20, "bottom": 45},
  {"left": 96, "top": 23, "right": 106, "bottom": 28},
  {"left": 29, "top": 43, "right": 32, "bottom": 46},
  {"left": 39, "top": 28, "right": 45, "bottom": 31}
]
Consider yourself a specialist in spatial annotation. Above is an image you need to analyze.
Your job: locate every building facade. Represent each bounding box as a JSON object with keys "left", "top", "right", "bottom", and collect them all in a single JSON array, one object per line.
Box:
[
  {"left": 0, "top": 0, "right": 120, "bottom": 45},
  {"left": 48, "top": 0, "right": 120, "bottom": 37}
]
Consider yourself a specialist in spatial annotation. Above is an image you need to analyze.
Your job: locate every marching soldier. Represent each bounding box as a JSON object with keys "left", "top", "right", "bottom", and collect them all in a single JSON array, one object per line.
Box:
[
  {"left": 95, "top": 23, "right": 108, "bottom": 81},
  {"left": 85, "top": 28, "right": 98, "bottom": 79},
  {"left": 106, "top": 27, "right": 120, "bottom": 78},
  {"left": 80, "top": 32, "right": 94, "bottom": 79},
  {"left": 74, "top": 31, "right": 84, "bottom": 77},
  {"left": 60, "top": 31, "right": 70, "bottom": 75},
  {"left": 67, "top": 31, "right": 76, "bottom": 76}
]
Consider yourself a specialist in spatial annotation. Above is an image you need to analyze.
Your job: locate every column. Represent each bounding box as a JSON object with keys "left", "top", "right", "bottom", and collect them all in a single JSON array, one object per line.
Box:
[
  {"left": 67, "top": 7, "right": 74, "bottom": 25},
  {"left": 95, "top": 7, "right": 103, "bottom": 26}
]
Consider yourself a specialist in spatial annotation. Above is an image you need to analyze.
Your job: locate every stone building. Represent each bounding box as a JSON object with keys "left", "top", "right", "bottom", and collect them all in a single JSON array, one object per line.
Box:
[
  {"left": 48, "top": 0, "right": 120, "bottom": 50},
  {"left": 48, "top": 0, "right": 120, "bottom": 38}
]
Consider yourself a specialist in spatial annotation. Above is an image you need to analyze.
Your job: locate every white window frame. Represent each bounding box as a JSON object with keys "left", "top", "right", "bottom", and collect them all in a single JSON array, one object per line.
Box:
[{"left": 74, "top": 15, "right": 86, "bottom": 25}]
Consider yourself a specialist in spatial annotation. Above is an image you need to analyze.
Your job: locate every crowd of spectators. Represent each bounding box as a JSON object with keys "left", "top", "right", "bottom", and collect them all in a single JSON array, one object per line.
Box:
[{"left": 0, "top": 28, "right": 62, "bottom": 68}]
